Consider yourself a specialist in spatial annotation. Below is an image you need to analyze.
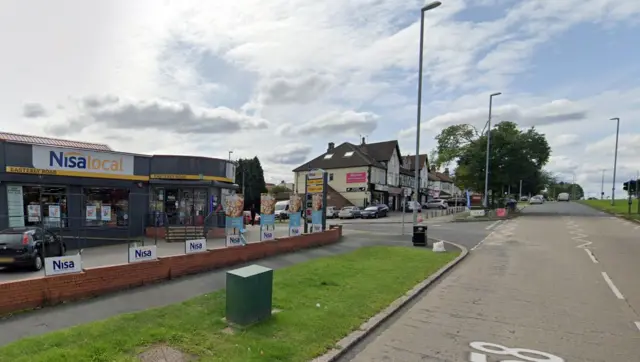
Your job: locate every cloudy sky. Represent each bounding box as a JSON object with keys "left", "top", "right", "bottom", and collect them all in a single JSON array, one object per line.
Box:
[{"left": 3, "top": 0, "right": 639, "bottom": 197}]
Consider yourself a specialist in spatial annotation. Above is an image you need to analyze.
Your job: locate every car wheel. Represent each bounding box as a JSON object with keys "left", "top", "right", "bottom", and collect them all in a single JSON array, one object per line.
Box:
[
  {"left": 32, "top": 253, "right": 44, "bottom": 271},
  {"left": 375, "top": 213, "right": 379, "bottom": 218}
]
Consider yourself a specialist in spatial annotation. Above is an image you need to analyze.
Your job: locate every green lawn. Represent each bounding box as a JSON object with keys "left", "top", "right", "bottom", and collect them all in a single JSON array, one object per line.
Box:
[
  {"left": 0, "top": 246, "right": 458, "bottom": 362},
  {"left": 580, "top": 199, "right": 640, "bottom": 220}
]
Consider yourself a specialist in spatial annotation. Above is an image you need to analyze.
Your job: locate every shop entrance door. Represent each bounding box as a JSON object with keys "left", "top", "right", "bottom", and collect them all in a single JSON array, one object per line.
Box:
[{"left": 160, "top": 188, "right": 207, "bottom": 226}]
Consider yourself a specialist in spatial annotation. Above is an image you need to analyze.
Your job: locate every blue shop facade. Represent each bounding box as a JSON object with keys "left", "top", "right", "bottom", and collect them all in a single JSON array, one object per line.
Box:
[{"left": 0, "top": 134, "right": 237, "bottom": 247}]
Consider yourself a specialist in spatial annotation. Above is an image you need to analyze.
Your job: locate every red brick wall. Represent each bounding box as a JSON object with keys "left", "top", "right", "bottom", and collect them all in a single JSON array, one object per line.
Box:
[{"left": 0, "top": 228, "right": 342, "bottom": 316}]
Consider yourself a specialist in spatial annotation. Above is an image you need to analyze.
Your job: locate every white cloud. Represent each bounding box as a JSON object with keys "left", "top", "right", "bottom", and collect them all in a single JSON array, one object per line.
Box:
[{"left": 1, "top": 0, "right": 639, "bottom": 186}]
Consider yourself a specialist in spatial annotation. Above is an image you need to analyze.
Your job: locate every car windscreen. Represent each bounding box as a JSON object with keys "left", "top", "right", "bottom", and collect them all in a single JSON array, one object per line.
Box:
[
  {"left": 0, "top": 233, "right": 25, "bottom": 245},
  {"left": 275, "top": 204, "right": 287, "bottom": 211},
  {"left": 365, "top": 207, "right": 377, "bottom": 211},
  {"left": 341, "top": 207, "right": 353, "bottom": 211}
]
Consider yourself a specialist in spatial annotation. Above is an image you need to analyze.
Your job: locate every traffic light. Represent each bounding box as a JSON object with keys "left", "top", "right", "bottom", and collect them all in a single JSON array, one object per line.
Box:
[{"left": 623, "top": 180, "right": 638, "bottom": 194}]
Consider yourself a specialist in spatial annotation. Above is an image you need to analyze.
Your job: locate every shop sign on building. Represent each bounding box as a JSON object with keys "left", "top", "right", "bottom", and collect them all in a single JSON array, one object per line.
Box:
[{"left": 32, "top": 146, "right": 135, "bottom": 176}]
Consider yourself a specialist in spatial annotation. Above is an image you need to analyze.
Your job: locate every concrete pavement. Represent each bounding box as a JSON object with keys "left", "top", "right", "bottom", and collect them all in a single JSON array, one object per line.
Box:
[{"left": 339, "top": 202, "right": 640, "bottom": 362}]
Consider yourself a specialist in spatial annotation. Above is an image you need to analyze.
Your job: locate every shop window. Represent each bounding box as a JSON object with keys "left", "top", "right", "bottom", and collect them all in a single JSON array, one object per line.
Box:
[
  {"left": 84, "top": 188, "right": 130, "bottom": 227},
  {"left": 16, "top": 186, "right": 68, "bottom": 228}
]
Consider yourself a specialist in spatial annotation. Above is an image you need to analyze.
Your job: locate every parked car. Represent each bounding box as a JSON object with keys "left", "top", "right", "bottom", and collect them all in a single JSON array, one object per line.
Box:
[
  {"left": 338, "top": 206, "right": 361, "bottom": 219},
  {"left": 520, "top": 196, "right": 529, "bottom": 201},
  {"left": 326, "top": 206, "right": 339, "bottom": 219},
  {"left": 529, "top": 196, "right": 544, "bottom": 204},
  {"left": 557, "top": 192, "right": 570, "bottom": 202},
  {"left": 360, "top": 205, "right": 388, "bottom": 219},
  {"left": 274, "top": 200, "right": 290, "bottom": 220},
  {"left": 426, "top": 199, "right": 448, "bottom": 209},
  {"left": 0, "top": 227, "right": 66, "bottom": 271},
  {"left": 405, "top": 201, "right": 422, "bottom": 212}
]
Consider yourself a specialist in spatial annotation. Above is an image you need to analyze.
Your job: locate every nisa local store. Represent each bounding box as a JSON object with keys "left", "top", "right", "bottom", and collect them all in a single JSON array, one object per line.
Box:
[{"left": 0, "top": 132, "right": 237, "bottom": 248}]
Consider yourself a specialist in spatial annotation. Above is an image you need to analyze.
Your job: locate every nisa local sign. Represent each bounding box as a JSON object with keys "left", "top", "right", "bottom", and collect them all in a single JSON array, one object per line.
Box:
[
  {"left": 185, "top": 238, "right": 207, "bottom": 254},
  {"left": 44, "top": 254, "right": 82, "bottom": 276},
  {"left": 32, "top": 145, "right": 134, "bottom": 177},
  {"left": 128, "top": 245, "right": 157, "bottom": 263}
]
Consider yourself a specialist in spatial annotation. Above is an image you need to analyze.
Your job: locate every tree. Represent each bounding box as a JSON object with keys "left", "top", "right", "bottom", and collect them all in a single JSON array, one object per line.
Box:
[
  {"left": 549, "top": 182, "right": 584, "bottom": 199},
  {"left": 270, "top": 185, "right": 290, "bottom": 194},
  {"left": 235, "top": 156, "right": 267, "bottom": 210},
  {"left": 435, "top": 121, "right": 551, "bottom": 203}
]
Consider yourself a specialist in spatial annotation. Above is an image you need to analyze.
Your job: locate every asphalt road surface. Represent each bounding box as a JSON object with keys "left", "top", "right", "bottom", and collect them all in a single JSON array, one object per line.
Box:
[{"left": 340, "top": 201, "right": 640, "bottom": 362}]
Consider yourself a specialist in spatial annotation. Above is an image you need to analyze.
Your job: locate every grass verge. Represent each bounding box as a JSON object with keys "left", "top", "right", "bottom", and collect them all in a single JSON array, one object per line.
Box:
[
  {"left": 0, "top": 246, "right": 458, "bottom": 362},
  {"left": 579, "top": 199, "right": 640, "bottom": 221}
]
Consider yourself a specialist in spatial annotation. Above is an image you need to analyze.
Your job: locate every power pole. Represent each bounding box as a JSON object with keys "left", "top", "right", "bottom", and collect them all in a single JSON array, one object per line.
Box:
[
  {"left": 519, "top": 179, "right": 522, "bottom": 200},
  {"left": 600, "top": 169, "right": 605, "bottom": 200}
]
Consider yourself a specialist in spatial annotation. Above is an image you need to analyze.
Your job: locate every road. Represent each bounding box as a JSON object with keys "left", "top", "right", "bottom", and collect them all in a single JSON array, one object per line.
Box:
[
  {"left": 0, "top": 211, "right": 472, "bottom": 283},
  {"left": 340, "top": 201, "right": 640, "bottom": 362}
]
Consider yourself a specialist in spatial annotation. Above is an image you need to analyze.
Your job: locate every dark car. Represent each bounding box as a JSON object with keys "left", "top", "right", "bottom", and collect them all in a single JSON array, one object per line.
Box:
[
  {"left": 0, "top": 227, "right": 66, "bottom": 271},
  {"left": 360, "top": 205, "right": 388, "bottom": 219}
]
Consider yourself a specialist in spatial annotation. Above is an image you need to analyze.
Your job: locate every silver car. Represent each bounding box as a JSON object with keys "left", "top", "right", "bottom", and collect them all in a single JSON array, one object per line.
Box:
[{"left": 338, "top": 206, "right": 361, "bottom": 219}]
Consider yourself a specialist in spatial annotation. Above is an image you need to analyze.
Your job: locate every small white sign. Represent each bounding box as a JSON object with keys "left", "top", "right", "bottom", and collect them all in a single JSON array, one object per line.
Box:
[
  {"left": 226, "top": 235, "right": 243, "bottom": 247},
  {"left": 470, "top": 209, "right": 486, "bottom": 217},
  {"left": 289, "top": 226, "right": 301, "bottom": 236},
  {"left": 469, "top": 341, "right": 564, "bottom": 362},
  {"left": 44, "top": 254, "right": 82, "bottom": 276},
  {"left": 128, "top": 245, "right": 157, "bottom": 263},
  {"left": 311, "top": 224, "right": 322, "bottom": 233},
  {"left": 185, "top": 239, "right": 207, "bottom": 254},
  {"left": 261, "top": 229, "right": 275, "bottom": 241}
]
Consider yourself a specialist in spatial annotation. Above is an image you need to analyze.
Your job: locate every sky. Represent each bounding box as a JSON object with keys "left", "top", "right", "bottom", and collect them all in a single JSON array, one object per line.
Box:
[{"left": 2, "top": 0, "right": 639, "bottom": 198}]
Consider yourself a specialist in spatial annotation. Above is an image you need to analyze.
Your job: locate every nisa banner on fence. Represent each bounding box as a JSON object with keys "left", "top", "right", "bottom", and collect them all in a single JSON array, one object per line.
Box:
[
  {"left": 260, "top": 193, "right": 276, "bottom": 226},
  {"left": 311, "top": 193, "right": 324, "bottom": 233},
  {"left": 44, "top": 254, "right": 82, "bottom": 276},
  {"left": 288, "top": 194, "right": 302, "bottom": 236},
  {"left": 185, "top": 238, "right": 207, "bottom": 254},
  {"left": 260, "top": 193, "right": 276, "bottom": 241},
  {"left": 128, "top": 245, "right": 157, "bottom": 263},
  {"left": 224, "top": 193, "right": 244, "bottom": 230}
]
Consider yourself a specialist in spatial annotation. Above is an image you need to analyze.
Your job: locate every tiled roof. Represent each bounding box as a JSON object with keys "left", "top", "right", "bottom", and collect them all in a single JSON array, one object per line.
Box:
[
  {"left": 293, "top": 142, "right": 385, "bottom": 172},
  {"left": 401, "top": 154, "right": 429, "bottom": 171},
  {"left": 428, "top": 172, "right": 440, "bottom": 181},
  {"left": 358, "top": 140, "right": 400, "bottom": 162},
  {"left": 0, "top": 131, "right": 113, "bottom": 151},
  {"left": 400, "top": 167, "right": 413, "bottom": 176},
  {"left": 436, "top": 172, "right": 453, "bottom": 183}
]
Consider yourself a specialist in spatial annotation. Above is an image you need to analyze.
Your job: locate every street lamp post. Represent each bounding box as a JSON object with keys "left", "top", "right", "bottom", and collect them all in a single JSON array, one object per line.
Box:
[
  {"left": 228, "top": 150, "right": 233, "bottom": 160},
  {"left": 600, "top": 169, "right": 605, "bottom": 200},
  {"left": 483, "top": 92, "right": 502, "bottom": 208},
  {"left": 611, "top": 117, "right": 620, "bottom": 205},
  {"left": 413, "top": 1, "right": 441, "bottom": 225}
]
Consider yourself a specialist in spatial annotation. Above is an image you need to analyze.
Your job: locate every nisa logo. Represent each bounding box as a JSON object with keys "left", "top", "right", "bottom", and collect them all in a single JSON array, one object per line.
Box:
[
  {"left": 263, "top": 232, "right": 273, "bottom": 239},
  {"left": 135, "top": 249, "right": 153, "bottom": 259},
  {"left": 189, "top": 242, "right": 203, "bottom": 251},
  {"left": 50, "top": 151, "right": 124, "bottom": 172},
  {"left": 53, "top": 259, "right": 75, "bottom": 271}
]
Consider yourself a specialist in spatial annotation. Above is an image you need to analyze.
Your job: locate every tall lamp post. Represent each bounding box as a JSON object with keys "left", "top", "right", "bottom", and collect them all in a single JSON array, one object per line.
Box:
[
  {"left": 611, "top": 117, "right": 620, "bottom": 205},
  {"left": 483, "top": 92, "right": 502, "bottom": 208},
  {"left": 600, "top": 169, "right": 605, "bottom": 200},
  {"left": 413, "top": 1, "right": 442, "bottom": 225}
]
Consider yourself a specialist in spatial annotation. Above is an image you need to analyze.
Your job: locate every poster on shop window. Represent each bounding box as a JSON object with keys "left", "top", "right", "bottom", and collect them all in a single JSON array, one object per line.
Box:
[
  {"left": 224, "top": 193, "right": 245, "bottom": 247},
  {"left": 28, "top": 204, "right": 41, "bottom": 222},
  {"left": 260, "top": 193, "right": 276, "bottom": 241}
]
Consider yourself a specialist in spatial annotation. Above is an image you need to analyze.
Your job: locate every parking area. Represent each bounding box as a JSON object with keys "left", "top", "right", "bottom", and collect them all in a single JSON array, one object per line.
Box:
[{"left": 0, "top": 223, "right": 294, "bottom": 283}]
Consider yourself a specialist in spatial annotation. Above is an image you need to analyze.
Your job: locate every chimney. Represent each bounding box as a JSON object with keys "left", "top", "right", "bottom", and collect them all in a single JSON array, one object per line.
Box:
[
  {"left": 328, "top": 142, "right": 335, "bottom": 151},
  {"left": 444, "top": 168, "right": 450, "bottom": 176},
  {"left": 361, "top": 137, "right": 366, "bottom": 145},
  {"left": 430, "top": 166, "right": 437, "bottom": 173}
]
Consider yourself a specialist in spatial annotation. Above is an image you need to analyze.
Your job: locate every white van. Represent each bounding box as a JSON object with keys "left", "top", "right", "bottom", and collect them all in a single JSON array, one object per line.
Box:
[
  {"left": 274, "top": 200, "right": 290, "bottom": 219},
  {"left": 557, "top": 192, "right": 570, "bottom": 202}
]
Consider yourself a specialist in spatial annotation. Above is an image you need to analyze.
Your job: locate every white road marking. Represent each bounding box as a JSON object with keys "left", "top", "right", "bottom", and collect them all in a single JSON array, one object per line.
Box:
[
  {"left": 584, "top": 248, "right": 598, "bottom": 263},
  {"left": 602, "top": 272, "right": 625, "bottom": 300},
  {"left": 469, "top": 352, "right": 487, "bottom": 362},
  {"left": 634, "top": 321, "right": 640, "bottom": 332},
  {"left": 469, "top": 341, "right": 564, "bottom": 362},
  {"left": 485, "top": 220, "right": 502, "bottom": 230},
  {"left": 576, "top": 240, "right": 592, "bottom": 248}
]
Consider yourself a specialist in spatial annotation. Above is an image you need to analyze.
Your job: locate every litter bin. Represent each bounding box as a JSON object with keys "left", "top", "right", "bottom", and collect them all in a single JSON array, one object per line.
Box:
[{"left": 412, "top": 225, "right": 427, "bottom": 247}]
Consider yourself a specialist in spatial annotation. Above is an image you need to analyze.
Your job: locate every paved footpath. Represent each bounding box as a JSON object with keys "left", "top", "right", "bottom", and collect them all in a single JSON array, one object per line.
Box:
[{"left": 340, "top": 204, "right": 640, "bottom": 362}]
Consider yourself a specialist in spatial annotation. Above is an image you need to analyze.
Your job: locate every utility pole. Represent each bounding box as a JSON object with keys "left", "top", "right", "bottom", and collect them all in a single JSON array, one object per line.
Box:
[
  {"left": 484, "top": 92, "right": 502, "bottom": 208},
  {"left": 611, "top": 117, "right": 620, "bottom": 205},
  {"left": 600, "top": 169, "right": 605, "bottom": 200},
  {"left": 519, "top": 179, "right": 523, "bottom": 200}
]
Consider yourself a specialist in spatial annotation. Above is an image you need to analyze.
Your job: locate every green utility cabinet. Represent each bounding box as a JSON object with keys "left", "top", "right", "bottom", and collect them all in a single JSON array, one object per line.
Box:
[{"left": 226, "top": 264, "right": 274, "bottom": 326}]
